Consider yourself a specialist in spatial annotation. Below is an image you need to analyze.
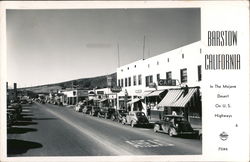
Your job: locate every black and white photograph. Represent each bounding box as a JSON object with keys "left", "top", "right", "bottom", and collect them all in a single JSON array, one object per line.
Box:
[
  {"left": 1, "top": 1, "right": 249, "bottom": 162},
  {"left": 5, "top": 7, "right": 202, "bottom": 157}
]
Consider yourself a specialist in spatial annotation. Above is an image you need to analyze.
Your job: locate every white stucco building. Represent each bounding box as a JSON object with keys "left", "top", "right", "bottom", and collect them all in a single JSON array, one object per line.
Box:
[{"left": 117, "top": 41, "right": 202, "bottom": 99}]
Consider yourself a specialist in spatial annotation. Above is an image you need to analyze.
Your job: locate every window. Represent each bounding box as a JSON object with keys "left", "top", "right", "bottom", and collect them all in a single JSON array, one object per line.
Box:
[
  {"left": 118, "top": 79, "right": 120, "bottom": 87},
  {"left": 182, "top": 53, "right": 184, "bottom": 59},
  {"left": 156, "top": 74, "right": 160, "bottom": 81},
  {"left": 180, "top": 68, "right": 187, "bottom": 83},
  {"left": 145, "top": 75, "right": 153, "bottom": 87},
  {"left": 121, "top": 79, "right": 124, "bottom": 87},
  {"left": 138, "top": 75, "right": 142, "bottom": 85},
  {"left": 157, "top": 61, "right": 159, "bottom": 65},
  {"left": 125, "top": 78, "right": 128, "bottom": 87},
  {"left": 148, "top": 64, "right": 150, "bottom": 68},
  {"left": 127, "top": 67, "right": 129, "bottom": 70},
  {"left": 128, "top": 77, "right": 131, "bottom": 86},
  {"left": 133, "top": 75, "right": 137, "bottom": 86},
  {"left": 198, "top": 65, "right": 202, "bottom": 81},
  {"left": 167, "top": 58, "right": 170, "bottom": 62},
  {"left": 166, "top": 71, "right": 172, "bottom": 80}
]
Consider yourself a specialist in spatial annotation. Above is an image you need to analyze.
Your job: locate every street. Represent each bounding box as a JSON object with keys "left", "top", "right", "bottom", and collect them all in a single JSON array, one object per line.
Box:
[{"left": 7, "top": 102, "right": 202, "bottom": 156}]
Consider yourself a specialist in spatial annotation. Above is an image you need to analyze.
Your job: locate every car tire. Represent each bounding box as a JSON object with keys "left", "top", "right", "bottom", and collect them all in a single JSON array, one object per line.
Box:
[
  {"left": 154, "top": 124, "right": 160, "bottom": 133},
  {"left": 168, "top": 128, "right": 175, "bottom": 137},
  {"left": 131, "top": 121, "right": 135, "bottom": 127},
  {"left": 122, "top": 118, "right": 126, "bottom": 125}
]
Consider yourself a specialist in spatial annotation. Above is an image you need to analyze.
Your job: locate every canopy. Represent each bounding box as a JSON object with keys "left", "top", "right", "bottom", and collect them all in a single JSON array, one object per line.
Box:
[
  {"left": 99, "top": 98, "right": 108, "bottom": 102},
  {"left": 158, "top": 88, "right": 198, "bottom": 107},
  {"left": 171, "top": 88, "right": 197, "bottom": 107},
  {"left": 145, "top": 90, "right": 165, "bottom": 97},
  {"left": 141, "top": 90, "right": 154, "bottom": 97},
  {"left": 127, "top": 98, "right": 141, "bottom": 105}
]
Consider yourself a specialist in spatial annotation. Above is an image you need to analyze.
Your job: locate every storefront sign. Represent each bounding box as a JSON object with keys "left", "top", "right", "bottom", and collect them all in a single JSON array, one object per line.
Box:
[
  {"left": 135, "top": 89, "right": 142, "bottom": 93},
  {"left": 111, "top": 87, "right": 122, "bottom": 93},
  {"left": 158, "top": 79, "right": 176, "bottom": 86}
]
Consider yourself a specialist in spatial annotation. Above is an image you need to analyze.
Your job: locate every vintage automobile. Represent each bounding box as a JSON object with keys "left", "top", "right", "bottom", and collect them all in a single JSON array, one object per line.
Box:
[
  {"left": 113, "top": 109, "right": 128, "bottom": 122},
  {"left": 82, "top": 105, "right": 92, "bottom": 114},
  {"left": 98, "top": 107, "right": 116, "bottom": 119},
  {"left": 153, "top": 115, "right": 197, "bottom": 137},
  {"left": 89, "top": 106, "right": 100, "bottom": 116},
  {"left": 122, "top": 111, "right": 149, "bottom": 127},
  {"left": 74, "top": 103, "right": 85, "bottom": 112}
]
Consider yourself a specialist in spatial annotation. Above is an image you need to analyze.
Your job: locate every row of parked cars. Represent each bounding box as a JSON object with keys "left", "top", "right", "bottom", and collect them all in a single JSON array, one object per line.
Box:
[
  {"left": 73, "top": 102, "right": 200, "bottom": 138},
  {"left": 7, "top": 99, "right": 33, "bottom": 128}
]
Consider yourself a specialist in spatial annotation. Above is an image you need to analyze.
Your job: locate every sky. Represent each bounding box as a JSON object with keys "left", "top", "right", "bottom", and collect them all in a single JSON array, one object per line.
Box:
[{"left": 7, "top": 8, "right": 200, "bottom": 88}]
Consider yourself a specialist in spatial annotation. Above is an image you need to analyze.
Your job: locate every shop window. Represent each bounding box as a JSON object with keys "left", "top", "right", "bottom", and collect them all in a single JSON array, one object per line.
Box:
[
  {"left": 145, "top": 75, "right": 153, "bottom": 87},
  {"left": 125, "top": 78, "right": 128, "bottom": 87},
  {"left": 133, "top": 75, "right": 137, "bottom": 86},
  {"left": 128, "top": 77, "right": 131, "bottom": 86},
  {"left": 157, "top": 74, "right": 160, "bottom": 81},
  {"left": 118, "top": 79, "right": 121, "bottom": 87},
  {"left": 180, "top": 68, "right": 187, "bottom": 83},
  {"left": 138, "top": 75, "right": 142, "bottom": 85},
  {"left": 121, "top": 79, "right": 124, "bottom": 87},
  {"left": 198, "top": 65, "right": 202, "bottom": 81},
  {"left": 166, "top": 71, "right": 172, "bottom": 80}
]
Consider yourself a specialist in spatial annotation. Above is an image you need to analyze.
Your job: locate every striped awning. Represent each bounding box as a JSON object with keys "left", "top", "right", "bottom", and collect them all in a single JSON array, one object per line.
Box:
[
  {"left": 158, "top": 89, "right": 183, "bottom": 107},
  {"left": 171, "top": 88, "right": 197, "bottom": 107},
  {"left": 158, "top": 88, "right": 198, "bottom": 107},
  {"left": 146, "top": 90, "right": 165, "bottom": 97}
]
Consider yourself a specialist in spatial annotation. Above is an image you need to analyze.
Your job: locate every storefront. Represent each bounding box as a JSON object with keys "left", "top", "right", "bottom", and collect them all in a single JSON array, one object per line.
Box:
[{"left": 158, "top": 86, "right": 201, "bottom": 125}]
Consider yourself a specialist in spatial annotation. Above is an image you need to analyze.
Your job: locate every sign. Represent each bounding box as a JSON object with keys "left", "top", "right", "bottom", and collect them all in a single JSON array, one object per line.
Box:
[
  {"left": 158, "top": 79, "right": 176, "bottom": 86},
  {"left": 149, "top": 82, "right": 157, "bottom": 88},
  {"left": 111, "top": 87, "right": 122, "bottom": 93},
  {"left": 135, "top": 89, "right": 142, "bottom": 93}
]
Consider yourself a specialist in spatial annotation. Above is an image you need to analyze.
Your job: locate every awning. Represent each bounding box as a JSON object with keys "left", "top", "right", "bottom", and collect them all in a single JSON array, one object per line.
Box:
[
  {"left": 146, "top": 90, "right": 165, "bottom": 97},
  {"left": 127, "top": 98, "right": 141, "bottom": 105},
  {"left": 158, "top": 89, "right": 183, "bottom": 107},
  {"left": 99, "top": 98, "right": 108, "bottom": 102},
  {"left": 141, "top": 90, "right": 154, "bottom": 97},
  {"left": 171, "top": 88, "right": 197, "bottom": 107},
  {"left": 158, "top": 88, "right": 198, "bottom": 107}
]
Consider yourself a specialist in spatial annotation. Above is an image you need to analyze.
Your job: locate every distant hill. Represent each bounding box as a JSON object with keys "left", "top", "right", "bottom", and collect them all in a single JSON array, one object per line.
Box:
[{"left": 23, "top": 73, "right": 117, "bottom": 93}]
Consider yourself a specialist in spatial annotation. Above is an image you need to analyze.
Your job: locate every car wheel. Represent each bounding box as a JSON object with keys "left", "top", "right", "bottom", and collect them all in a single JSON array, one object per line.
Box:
[
  {"left": 122, "top": 118, "right": 126, "bottom": 125},
  {"left": 131, "top": 121, "right": 136, "bottom": 127},
  {"left": 168, "top": 128, "right": 175, "bottom": 137},
  {"left": 154, "top": 124, "right": 160, "bottom": 133}
]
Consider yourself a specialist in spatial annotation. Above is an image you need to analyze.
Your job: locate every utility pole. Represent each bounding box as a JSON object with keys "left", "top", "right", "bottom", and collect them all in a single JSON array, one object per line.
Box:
[
  {"left": 117, "top": 43, "right": 120, "bottom": 67},
  {"left": 143, "top": 35, "right": 146, "bottom": 60}
]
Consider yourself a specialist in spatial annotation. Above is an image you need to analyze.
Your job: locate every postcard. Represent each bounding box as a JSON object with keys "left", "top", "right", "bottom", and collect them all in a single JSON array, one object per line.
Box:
[{"left": 0, "top": 1, "right": 249, "bottom": 162}]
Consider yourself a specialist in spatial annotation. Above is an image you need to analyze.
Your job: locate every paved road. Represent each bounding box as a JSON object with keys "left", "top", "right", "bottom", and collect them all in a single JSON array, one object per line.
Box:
[{"left": 7, "top": 102, "right": 202, "bottom": 156}]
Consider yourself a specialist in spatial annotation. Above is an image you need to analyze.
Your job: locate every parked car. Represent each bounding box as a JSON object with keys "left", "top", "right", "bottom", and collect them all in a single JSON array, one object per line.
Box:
[
  {"left": 89, "top": 106, "right": 100, "bottom": 116},
  {"left": 82, "top": 105, "right": 92, "bottom": 114},
  {"left": 98, "top": 107, "right": 116, "bottom": 119},
  {"left": 122, "top": 111, "right": 149, "bottom": 127},
  {"left": 20, "top": 99, "right": 28, "bottom": 104},
  {"left": 74, "top": 103, "right": 85, "bottom": 112},
  {"left": 154, "top": 115, "right": 197, "bottom": 137},
  {"left": 113, "top": 109, "right": 128, "bottom": 122}
]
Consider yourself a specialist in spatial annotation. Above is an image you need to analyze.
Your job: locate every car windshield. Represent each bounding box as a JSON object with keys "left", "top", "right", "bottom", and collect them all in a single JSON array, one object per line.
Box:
[
  {"left": 174, "top": 117, "right": 186, "bottom": 122},
  {"left": 136, "top": 112, "right": 145, "bottom": 117}
]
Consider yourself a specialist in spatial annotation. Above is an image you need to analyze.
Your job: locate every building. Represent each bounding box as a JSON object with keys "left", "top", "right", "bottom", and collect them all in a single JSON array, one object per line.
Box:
[
  {"left": 116, "top": 41, "right": 202, "bottom": 126},
  {"left": 61, "top": 89, "right": 89, "bottom": 105}
]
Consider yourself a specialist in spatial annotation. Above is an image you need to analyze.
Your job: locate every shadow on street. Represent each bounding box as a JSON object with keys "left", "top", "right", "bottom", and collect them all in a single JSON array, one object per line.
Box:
[
  {"left": 7, "top": 127, "right": 37, "bottom": 134},
  {"left": 7, "top": 139, "right": 43, "bottom": 156}
]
